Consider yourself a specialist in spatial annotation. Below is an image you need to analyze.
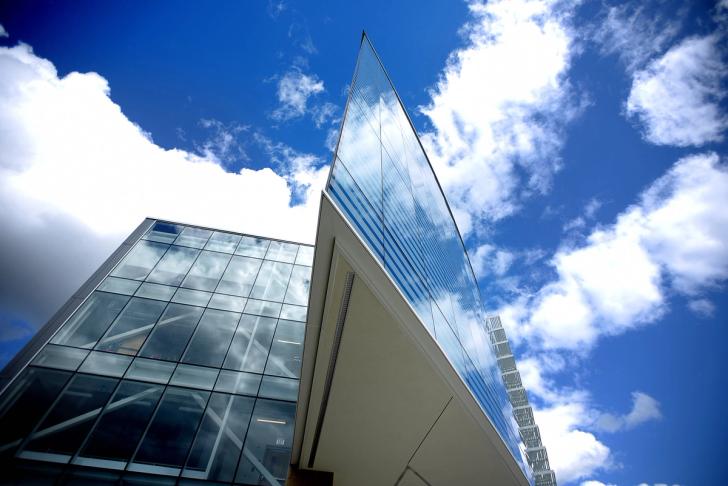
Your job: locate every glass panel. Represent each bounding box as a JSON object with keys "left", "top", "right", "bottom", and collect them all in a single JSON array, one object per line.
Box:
[
  {"left": 258, "top": 376, "right": 299, "bottom": 402},
  {"left": 80, "top": 380, "right": 164, "bottom": 463},
  {"left": 214, "top": 370, "right": 261, "bottom": 396},
  {"left": 139, "top": 304, "right": 204, "bottom": 362},
  {"left": 279, "top": 304, "right": 307, "bottom": 322},
  {"left": 170, "top": 364, "right": 219, "bottom": 390},
  {"left": 264, "top": 241, "right": 299, "bottom": 263},
  {"left": 284, "top": 265, "right": 311, "bottom": 306},
  {"left": 243, "top": 299, "right": 281, "bottom": 318},
  {"left": 204, "top": 231, "right": 241, "bottom": 254},
  {"left": 95, "top": 298, "right": 167, "bottom": 355},
  {"left": 181, "top": 251, "right": 231, "bottom": 291},
  {"left": 32, "top": 345, "right": 89, "bottom": 371},
  {"left": 51, "top": 292, "right": 130, "bottom": 349},
  {"left": 264, "top": 320, "right": 304, "bottom": 378},
  {"left": 124, "top": 358, "right": 175, "bottom": 384},
  {"left": 24, "top": 374, "right": 118, "bottom": 457},
  {"left": 235, "top": 399, "right": 295, "bottom": 485},
  {"left": 0, "top": 367, "right": 71, "bottom": 457},
  {"left": 144, "top": 222, "right": 183, "bottom": 244},
  {"left": 216, "top": 255, "right": 262, "bottom": 297},
  {"left": 182, "top": 393, "right": 255, "bottom": 482},
  {"left": 174, "top": 227, "right": 212, "bottom": 249},
  {"left": 172, "top": 288, "right": 212, "bottom": 307},
  {"left": 133, "top": 387, "right": 209, "bottom": 469},
  {"left": 79, "top": 352, "right": 132, "bottom": 378},
  {"left": 208, "top": 294, "right": 247, "bottom": 313},
  {"left": 294, "top": 245, "right": 314, "bottom": 266},
  {"left": 111, "top": 240, "right": 168, "bottom": 281},
  {"left": 235, "top": 236, "right": 269, "bottom": 258},
  {"left": 146, "top": 245, "right": 200, "bottom": 286},
  {"left": 97, "top": 277, "right": 141, "bottom": 296},
  {"left": 182, "top": 309, "right": 240, "bottom": 368},
  {"left": 249, "top": 261, "right": 293, "bottom": 303},
  {"left": 223, "top": 315, "right": 277, "bottom": 374},
  {"left": 134, "top": 282, "right": 176, "bottom": 301}
]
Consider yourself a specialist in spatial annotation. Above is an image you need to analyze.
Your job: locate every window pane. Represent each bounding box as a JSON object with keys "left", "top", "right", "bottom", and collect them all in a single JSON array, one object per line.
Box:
[
  {"left": 214, "top": 371, "right": 261, "bottom": 396},
  {"left": 182, "top": 309, "right": 240, "bottom": 368},
  {"left": 95, "top": 298, "right": 167, "bottom": 356},
  {"left": 144, "top": 222, "right": 183, "bottom": 244},
  {"left": 264, "top": 320, "right": 304, "bottom": 378},
  {"left": 51, "top": 292, "right": 129, "bottom": 349},
  {"left": 259, "top": 376, "right": 299, "bottom": 402},
  {"left": 204, "top": 231, "right": 241, "bottom": 254},
  {"left": 279, "top": 304, "right": 307, "bottom": 322},
  {"left": 0, "top": 367, "right": 71, "bottom": 457},
  {"left": 223, "top": 315, "right": 277, "bottom": 373},
  {"left": 174, "top": 227, "right": 212, "bottom": 249},
  {"left": 32, "top": 345, "right": 89, "bottom": 371},
  {"left": 170, "top": 364, "right": 219, "bottom": 390},
  {"left": 134, "top": 282, "right": 176, "bottom": 301},
  {"left": 23, "top": 374, "right": 118, "bottom": 457},
  {"left": 133, "top": 387, "right": 209, "bottom": 468},
  {"left": 139, "top": 304, "right": 204, "bottom": 362},
  {"left": 249, "top": 261, "right": 293, "bottom": 302},
  {"left": 111, "top": 241, "right": 168, "bottom": 280},
  {"left": 243, "top": 299, "right": 281, "bottom": 318},
  {"left": 146, "top": 246, "right": 200, "bottom": 286},
  {"left": 79, "top": 352, "right": 132, "bottom": 378},
  {"left": 235, "top": 236, "right": 269, "bottom": 258},
  {"left": 294, "top": 245, "right": 314, "bottom": 266},
  {"left": 181, "top": 251, "right": 231, "bottom": 291},
  {"left": 284, "top": 265, "right": 311, "bottom": 306},
  {"left": 216, "top": 256, "right": 261, "bottom": 297},
  {"left": 235, "top": 399, "right": 295, "bottom": 485},
  {"left": 172, "top": 288, "right": 212, "bottom": 307},
  {"left": 183, "top": 393, "right": 254, "bottom": 482},
  {"left": 208, "top": 294, "right": 247, "bottom": 313},
  {"left": 124, "top": 358, "right": 175, "bottom": 384},
  {"left": 81, "top": 381, "right": 163, "bottom": 463},
  {"left": 97, "top": 277, "right": 141, "bottom": 296},
  {"left": 264, "top": 241, "right": 299, "bottom": 263}
]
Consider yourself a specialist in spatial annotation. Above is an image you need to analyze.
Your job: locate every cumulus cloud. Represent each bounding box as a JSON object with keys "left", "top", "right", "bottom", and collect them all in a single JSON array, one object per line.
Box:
[
  {"left": 595, "top": 391, "right": 662, "bottom": 433},
  {"left": 420, "top": 0, "right": 583, "bottom": 234},
  {"left": 626, "top": 34, "right": 728, "bottom": 147},
  {"left": 470, "top": 244, "right": 515, "bottom": 278},
  {"left": 688, "top": 298, "right": 716, "bottom": 318},
  {"left": 272, "top": 68, "right": 325, "bottom": 121},
  {"left": 501, "top": 153, "right": 728, "bottom": 351},
  {"left": 0, "top": 41, "right": 327, "bottom": 329},
  {"left": 581, "top": 480, "right": 616, "bottom": 486}
]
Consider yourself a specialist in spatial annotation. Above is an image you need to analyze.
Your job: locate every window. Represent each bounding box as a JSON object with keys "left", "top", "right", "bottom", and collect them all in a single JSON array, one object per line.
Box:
[
  {"left": 95, "top": 298, "right": 167, "bottom": 355},
  {"left": 144, "top": 222, "right": 183, "bottom": 244},
  {"left": 174, "top": 227, "right": 212, "bottom": 249},
  {"left": 294, "top": 245, "right": 314, "bottom": 266},
  {"left": 181, "top": 251, "right": 231, "bottom": 291},
  {"left": 284, "top": 265, "right": 311, "bottom": 306},
  {"left": 51, "top": 292, "right": 129, "bottom": 349},
  {"left": 216, "top": 256, "right": 261, "bottom": 297},
  {"left": 146, "top": 246, "right": 200, "bottom": 287},
  {"left": 249, "top": 261, "right": 293, "bottom": 303},
  {"left": 111, "top": 240, "right": 168, "bottom": 280},
  {"left": 31, "top": 344, "right": 89, "bottom": 371},
  {"left": 264, "top": 241, "right": 299, "bottom": 263},
  {"left": 182, "top": 309, "right": 240, "bottom": 368},
  {"left": 264, "top": 320, "right": 304, "bottom": 378},
  {"left": 235, "top": 236, "right": 269, "bottom": 258},
  {"left": 223, "top": 314, "right": 277, "bottom": 374},
  {"left": 205, "top": 231, "right": 241, "bottom": 254},
  {"left": 97, "top": 277, "right": 141, "bottom": 296},
  {"left": 139, "top": 304, "right": 203, "bottom": 362},
  {"left": 78, "top": 352, "right": 132, "bottom": 378},
  {"left": 259, "top": 376, "right": 299, "bottom": 402}
]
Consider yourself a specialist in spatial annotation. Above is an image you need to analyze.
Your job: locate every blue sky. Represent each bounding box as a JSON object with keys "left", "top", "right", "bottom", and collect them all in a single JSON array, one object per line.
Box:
[{"left": 0, "top": 1, "right": 725, "bottom": 485}]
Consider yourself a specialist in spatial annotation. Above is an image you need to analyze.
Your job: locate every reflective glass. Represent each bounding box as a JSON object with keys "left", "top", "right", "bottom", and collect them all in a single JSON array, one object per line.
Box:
[
  {"left": 111, "top": 240, "right": 168, "bottom": 281},
  {"left": 81, "top": 381, "right": 164, "bottom": 463},
  {"left": 134, "top": 282, "right": 176, "bottom": 301},
  {"left": 181, "top": 251, "right": 231, "bottom": 291},
  {"left": 279, "top": 304, "right": 307, "bottom": 322},
  {"left": 23, "top": 374, "right": 118, "bottom": 457},
  {"left": 204, "top": 231, "right": 241, "bottom": 254},
  {"left": 172, "top": 288, "right": 212, "bottom": 307},
  {"left": 183, "top": 393, "right": 254, "bottom": 482},
  {"left": 182, "top": 309, "right": 240, "bottom": 368},
  {"left": 235, "top": 399, "right": 295, "bottom": 485},
  {"left": 243, "top": 299, "right": 281, "bottom": 318},
  {"left": 174, "top": 227, "right": 212, "bottom": 249},
  {"left": 144, "top": 222, "right": 183, "bottom": 244},
  {"left": 124, "top": 358, "right": 175, "bottom": 384},
  {"left": 51, "top": 292, "right": 129, "bottom": 349},
  {"left": 223, "top": 314, "right": 277, "bottom": 374},
  {"left": 95, "top": 298, "right": 167, "bottom": 355},
  {"left": 31, "top": 345, "right": 89, "bottom": 371},
  {"left": 97, "top": 277, "right": 141, "bottom": 296},
  {"left": 235, "top": 236, "right": 269, "bottom": 258},
  {"left": 79, "top": 352, "right": 132, "bottom": 378},
  {"left": 146, "top": 245, "right": 200, "bottom": 286},
  {"left": 249, "top": 260, "right": 293, "bottom": 302},
  {"left": 264, "top": 241, "right": 299, "bottom": 263},
  {"left": 133, "top": 387, "right": 209, "bottom": 469},
  {"left": 216, "top": 255, "right": 261, "bottom": 297},
  {"left": 264, "top": 320, "right": 304, "bottom": 378},
  {"left": 294, "top": 245, "right": 314, "bottom": 266},
  {"left": 139, "top": 304, "right": 204, "bottom": 362},
  {"left": 214, "top": 370, "right": 261, "bottom": 396},
  {"left": 259, "top": 376, "right": 299, "bottom": 402},
  {"left": 170, "top": 364, "right": 219, "bottom": 390},
  {"left": 284, "top": 265, "right": 311, "bottom": 306},
  {"left": 208, "top": 293, "right": 247, "bottom": 313}
]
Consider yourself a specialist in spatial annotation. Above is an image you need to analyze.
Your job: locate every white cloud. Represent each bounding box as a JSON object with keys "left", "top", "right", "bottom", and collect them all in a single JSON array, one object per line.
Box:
[
  {"left": 421, "top": 0, "right": 582, "bottom": 234},
  {"left": 0, "top": 24, "right": 8, "bottom": 38},
  {"left": 272, "top": 68, "right": 325, "bottom": 121},
  {"left": 0, "top": 42, "right": 327, "bottom": 327},
  {"left": 470, "top": 244, "right": 515, "bottom": 278},
  {"left": 581, "top": 480, "right": 616, "bottom": 486},
  {"left": 501, "top": 153, "right": 728, "bottom": 351},
  {"left": 688, "top": 298, "right": 716, "bottom": 317},
  {"left": 626, "top": 34, "right": 727, "bottom": 147},
  {"left": 595, "top": 391, "right": 662, "bottom": 433}
]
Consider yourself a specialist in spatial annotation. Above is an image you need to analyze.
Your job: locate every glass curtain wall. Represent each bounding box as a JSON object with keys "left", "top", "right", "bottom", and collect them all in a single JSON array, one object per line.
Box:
[
  {"left": 326, "top": 35, "right": 531, "bottom": 478},
  {"left": 0, "top": 221, "right": 312, "bottom": 486}
]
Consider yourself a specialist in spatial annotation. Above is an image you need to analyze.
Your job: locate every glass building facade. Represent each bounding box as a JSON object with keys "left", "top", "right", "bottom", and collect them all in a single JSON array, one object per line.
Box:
[
  {"left": 0, "top": 221, "right": 312, "bottom": 485},
  {"left": 326, "top": 36, "right": 530, "bottom": 477}
]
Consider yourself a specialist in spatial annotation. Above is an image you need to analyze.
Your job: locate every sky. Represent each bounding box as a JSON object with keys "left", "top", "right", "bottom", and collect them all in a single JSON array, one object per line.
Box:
[{"left": 0, "top": 0, "right": 725, "bottom": 485}]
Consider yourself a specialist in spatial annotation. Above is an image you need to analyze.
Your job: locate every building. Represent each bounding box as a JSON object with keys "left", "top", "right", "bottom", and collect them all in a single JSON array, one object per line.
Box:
[{"left": 0, "top": 34, "right": 555, "bottom": 485}]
